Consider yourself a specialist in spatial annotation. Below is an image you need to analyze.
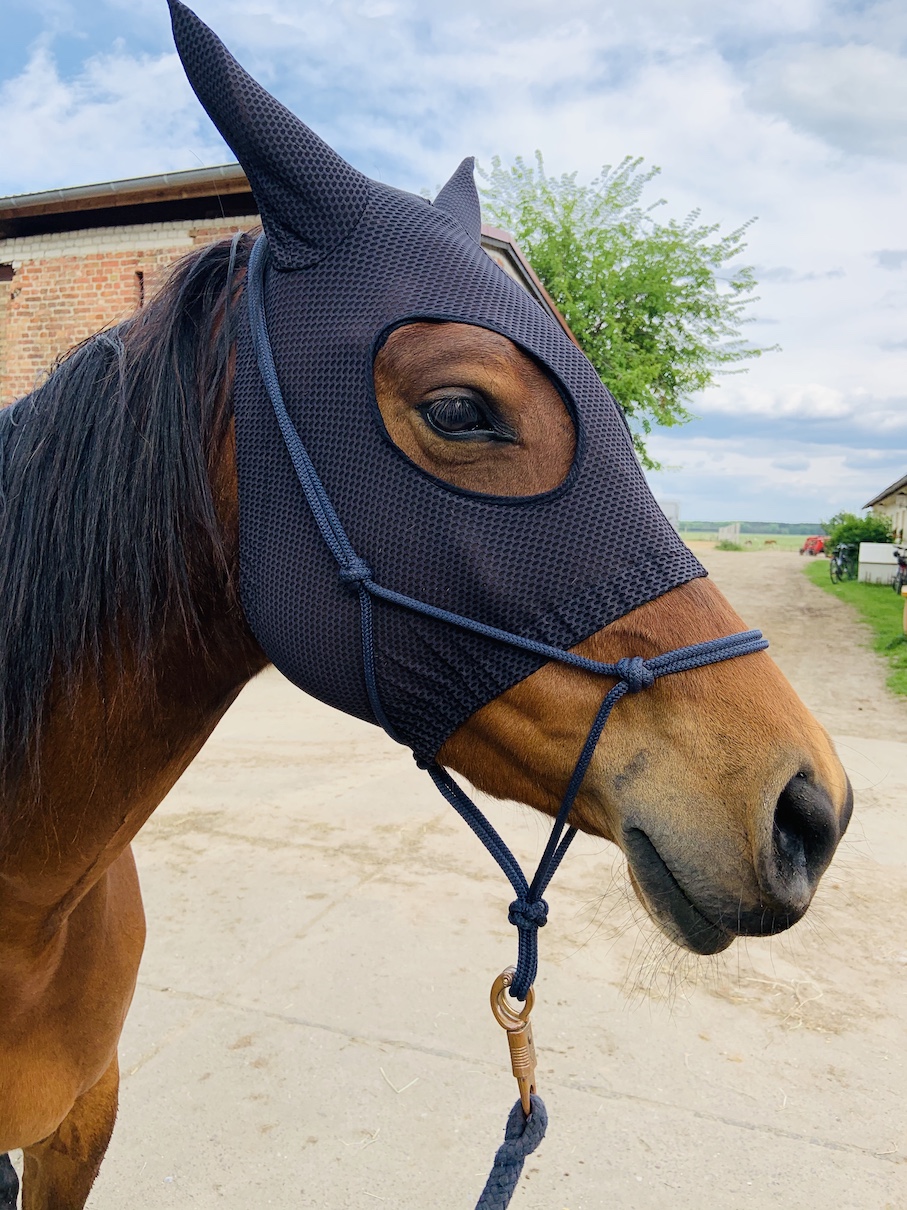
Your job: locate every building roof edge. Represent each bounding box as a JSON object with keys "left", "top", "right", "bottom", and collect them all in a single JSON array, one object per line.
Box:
[
  {"left": 0, "top": 164, "right": 576, "bottom": 339},
  {"left": 864, "top": 471, "right": 907, "bottom": 509},
  {"left": 0, "top": 165, "right": 249, "bottom": 221}
]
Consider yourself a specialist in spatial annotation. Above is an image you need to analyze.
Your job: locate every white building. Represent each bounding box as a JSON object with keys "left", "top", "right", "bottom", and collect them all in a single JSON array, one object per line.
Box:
[{"left": 865, "top": 473, "right": 907, "bottom": 545}]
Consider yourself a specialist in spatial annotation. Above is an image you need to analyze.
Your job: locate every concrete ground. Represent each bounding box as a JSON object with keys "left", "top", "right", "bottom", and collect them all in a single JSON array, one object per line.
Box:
[{"left": 76, "top": 550, "right": 906, "bottom": 1208}]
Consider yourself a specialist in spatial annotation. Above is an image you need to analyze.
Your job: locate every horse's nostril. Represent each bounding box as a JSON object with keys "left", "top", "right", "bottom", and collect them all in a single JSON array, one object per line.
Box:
[{"left": 766, "top": 773, "right": 838, "bottom": 906}]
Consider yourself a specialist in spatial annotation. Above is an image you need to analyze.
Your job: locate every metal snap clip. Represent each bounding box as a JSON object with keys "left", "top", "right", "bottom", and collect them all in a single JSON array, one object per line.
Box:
[{"left": 490, "top": 967, "right": 538, "bottom": 1116}]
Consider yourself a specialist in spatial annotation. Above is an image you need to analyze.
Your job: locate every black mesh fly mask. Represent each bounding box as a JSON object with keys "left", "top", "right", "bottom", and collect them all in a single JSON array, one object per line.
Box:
[{"left": 169, "top": 0, "right": 767, "bottom": 1004}]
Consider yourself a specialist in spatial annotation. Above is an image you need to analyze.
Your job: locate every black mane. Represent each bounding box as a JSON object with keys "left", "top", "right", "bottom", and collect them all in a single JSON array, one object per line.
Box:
[{"left": 0, "top": 231, "right": 255, "bottom": 789}]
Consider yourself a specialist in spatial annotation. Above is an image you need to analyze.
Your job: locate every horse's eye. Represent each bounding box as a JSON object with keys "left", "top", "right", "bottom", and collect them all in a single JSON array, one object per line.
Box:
[{"left": 420, "top": 393, "right": 516, "bottom": 443}]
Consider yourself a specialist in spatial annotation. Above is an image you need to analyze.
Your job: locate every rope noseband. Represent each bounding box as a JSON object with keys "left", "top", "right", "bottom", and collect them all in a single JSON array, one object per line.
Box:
[{"left": 246, "top": 233, "right": 768, "bottom": 1206}]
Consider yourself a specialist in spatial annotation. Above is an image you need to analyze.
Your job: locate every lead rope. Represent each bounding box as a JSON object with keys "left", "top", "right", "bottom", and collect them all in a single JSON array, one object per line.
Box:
[
  {"left": 245, "top": 235, "right": 769, "bottom": 1208},
  {"left": 475, "top": 1095, "right": 548, "bottom": 1210}
]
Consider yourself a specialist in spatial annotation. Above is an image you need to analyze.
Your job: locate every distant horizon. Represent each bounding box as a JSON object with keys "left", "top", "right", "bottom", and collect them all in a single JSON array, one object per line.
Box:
[
  {"left": 677, "top": 520, "right": 822, "bottom": 530},
  {"left": 655, "top": 507, "right": 829, "bottom": 530},
  {"left": 676, "top": 520, "right": 824, "bottom": 532}
]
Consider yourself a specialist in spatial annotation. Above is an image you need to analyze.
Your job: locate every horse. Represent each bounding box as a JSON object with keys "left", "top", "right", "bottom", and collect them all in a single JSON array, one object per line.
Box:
[
  {"left": 0, "top": 225, "right": 852, "bottom": 1209},
  {"left": 0, "top": 3, "right": 851, "bottom": 1202}
]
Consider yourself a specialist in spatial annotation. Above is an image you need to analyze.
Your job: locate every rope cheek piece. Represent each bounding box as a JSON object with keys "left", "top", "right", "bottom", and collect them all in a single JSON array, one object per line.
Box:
[{"left": 246, "top": 233, "right": 770, "bottom": 1209}]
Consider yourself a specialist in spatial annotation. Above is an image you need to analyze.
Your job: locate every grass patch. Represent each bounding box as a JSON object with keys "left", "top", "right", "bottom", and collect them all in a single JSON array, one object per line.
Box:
[
  {"left": 740, "top": 533, "right": 813, "bottom": 551},
  {"left": 715, "top": 539, "right": 744, "bottom": 551},
  {"left": 681, "top": 531, "right": 808, "bottom": 551},
  {"left": 803, "top": 559, "right": 907, "bottom": 696}
]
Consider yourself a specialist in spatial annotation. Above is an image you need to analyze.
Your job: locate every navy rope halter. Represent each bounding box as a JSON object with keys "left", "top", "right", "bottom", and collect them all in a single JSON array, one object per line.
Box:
[
  {"left": 246, "top": 233, "right": 768, "bottom": 1202},
  {"left": 246, "top": 232, "right": 767, "bottom": 998}
]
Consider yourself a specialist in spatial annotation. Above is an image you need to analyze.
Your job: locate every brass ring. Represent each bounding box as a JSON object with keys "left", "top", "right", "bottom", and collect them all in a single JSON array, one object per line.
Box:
[{"left": 490, "top": 967, "right": 534, "bottom": 1029}]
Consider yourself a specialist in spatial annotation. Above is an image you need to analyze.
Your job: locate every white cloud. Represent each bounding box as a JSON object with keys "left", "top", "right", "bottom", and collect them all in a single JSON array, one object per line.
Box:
[
  {"left": 746, "top": 43, "right": 907, "bottom": 161},
  {"left": 646, "top": 433, "right": 905, "bottom": 520},
  {"left": 0, "top": 43, "right": 226, "bottom": 194},
  {"left": 697, "top": 382, "right": 853, "bottom": 421},
  {"left": 756, "top": 265, "right": 845, "bottom": 283},
  {"left": 693, "top": 383, "right": 907, "bottom": 435}
]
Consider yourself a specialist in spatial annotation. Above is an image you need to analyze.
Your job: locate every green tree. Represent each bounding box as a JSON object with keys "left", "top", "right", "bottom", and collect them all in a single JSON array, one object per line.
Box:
[
  {"left": 480, "top": 153, "right": 773, "bottom": 468},
  {"left": 823, "top": 511, "right": 893, "bottom": 548}
]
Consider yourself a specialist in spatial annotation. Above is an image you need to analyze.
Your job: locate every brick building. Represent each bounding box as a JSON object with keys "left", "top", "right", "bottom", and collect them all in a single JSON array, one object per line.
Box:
[{"left": 0, "top": 164, "right": 571, "bottom": 406}]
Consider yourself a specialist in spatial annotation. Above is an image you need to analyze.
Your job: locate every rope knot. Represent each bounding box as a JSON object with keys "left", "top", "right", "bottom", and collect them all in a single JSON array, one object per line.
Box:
[
  {"left": 615, "top": 656, "right": 655, "bottom": 693},
  {"left": 338, "top": 557, "right": 373, "bottom": 587},
  {"left": 508, "top": 897, "right": 548, "bottom": 931}
]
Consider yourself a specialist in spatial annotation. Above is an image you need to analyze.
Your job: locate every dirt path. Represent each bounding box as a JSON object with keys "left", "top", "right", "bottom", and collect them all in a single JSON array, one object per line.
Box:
[
  {"left": 74, "top": 547, "right": 906, "bottom": 1210},
  {"left": 697, "top": 546, "right": 907, "bottom": 741}
]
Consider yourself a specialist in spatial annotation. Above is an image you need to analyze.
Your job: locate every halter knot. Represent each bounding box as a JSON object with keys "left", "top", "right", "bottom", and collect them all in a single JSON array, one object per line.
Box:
[
  {"left": 508, "top": 897, "right": 548, "bottom": 931},
  {"left": 338, "top": 557, "right": 373, "bottom": 586},
  {"left": 615, "top": 656, "right": 655, "bottom": 693}
]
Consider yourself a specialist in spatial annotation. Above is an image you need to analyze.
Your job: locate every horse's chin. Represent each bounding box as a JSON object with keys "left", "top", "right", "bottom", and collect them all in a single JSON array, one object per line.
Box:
[
  {"left": 623, "top": 824, "right": 816, "bottom": 955},
  {"left": 623, "top": 826, "right": 736, "bottom": 956}
]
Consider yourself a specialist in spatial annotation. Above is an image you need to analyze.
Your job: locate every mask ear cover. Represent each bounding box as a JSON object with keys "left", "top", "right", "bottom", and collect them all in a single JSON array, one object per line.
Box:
[
  {"left": 167, "top": 0, "right": 370, "bottom": 269},
  {"left": 433, "top": 156, "right": 482, "bottom": 243}
]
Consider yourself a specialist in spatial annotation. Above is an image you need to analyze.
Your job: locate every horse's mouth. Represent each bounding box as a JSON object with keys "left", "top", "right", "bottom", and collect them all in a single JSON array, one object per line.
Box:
[{"left": 623, "top": 826, "right": 734, "bottom": 956}]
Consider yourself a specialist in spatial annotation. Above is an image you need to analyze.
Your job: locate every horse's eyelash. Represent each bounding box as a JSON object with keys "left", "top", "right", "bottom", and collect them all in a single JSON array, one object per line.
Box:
[{"left": 428, "top": 394, "right": 518, "bottom": 441}]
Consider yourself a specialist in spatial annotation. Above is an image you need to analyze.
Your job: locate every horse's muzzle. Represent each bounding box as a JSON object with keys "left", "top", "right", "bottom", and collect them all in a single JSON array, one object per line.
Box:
[{"left": 624, "top": 772, "right": 853, "bottom": 954}]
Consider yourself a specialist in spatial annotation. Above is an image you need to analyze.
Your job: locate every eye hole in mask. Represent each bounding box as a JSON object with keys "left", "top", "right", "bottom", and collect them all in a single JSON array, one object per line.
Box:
[{"left": 374, "top": 320, "right": 576, "bottom": 498}]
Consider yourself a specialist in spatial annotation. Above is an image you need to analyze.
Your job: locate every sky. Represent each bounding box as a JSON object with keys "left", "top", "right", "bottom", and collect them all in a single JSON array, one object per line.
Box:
[{"left": 0, "top": 0, "right": 905, "bottom": 523}]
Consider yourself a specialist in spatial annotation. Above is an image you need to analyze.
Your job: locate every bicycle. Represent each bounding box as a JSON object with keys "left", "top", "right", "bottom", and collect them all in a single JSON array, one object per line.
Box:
[{"left": 829, "top": 543, "right": 858, "bottom": 583}]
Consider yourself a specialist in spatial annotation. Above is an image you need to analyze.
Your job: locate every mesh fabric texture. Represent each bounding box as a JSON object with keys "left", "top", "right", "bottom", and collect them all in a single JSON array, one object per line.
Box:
[{"left": 170, "top": 1, "right": 706, "bottom": 762}]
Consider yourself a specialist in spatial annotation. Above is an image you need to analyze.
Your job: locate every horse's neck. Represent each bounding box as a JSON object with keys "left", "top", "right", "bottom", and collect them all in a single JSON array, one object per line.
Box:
[{"left": 0, "top": 609, "right": 266, "bottom": 935}]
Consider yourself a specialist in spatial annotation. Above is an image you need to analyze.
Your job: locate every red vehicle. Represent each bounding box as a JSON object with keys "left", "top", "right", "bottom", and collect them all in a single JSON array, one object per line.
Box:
[{"left": 800, "top": 535, "right": 825, "bottom": 556}]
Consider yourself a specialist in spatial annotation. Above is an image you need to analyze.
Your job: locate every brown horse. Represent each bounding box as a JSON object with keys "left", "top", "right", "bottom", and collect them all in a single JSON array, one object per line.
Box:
[{"left": 0, "top": 233, "right": 850, "bottom": 1209}]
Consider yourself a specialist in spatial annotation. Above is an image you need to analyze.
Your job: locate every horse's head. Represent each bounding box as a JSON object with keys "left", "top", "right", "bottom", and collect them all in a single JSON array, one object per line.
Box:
[
  {"left": 374, "top": 319, "right": 851, "bottom": 953},
  {"left": 170, "top": 0, "right": 851, "bottom": 956}
]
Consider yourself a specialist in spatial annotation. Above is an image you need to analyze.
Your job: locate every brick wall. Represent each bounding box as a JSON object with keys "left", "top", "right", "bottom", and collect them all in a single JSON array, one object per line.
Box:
[
  {"left": 0, "top": 214, "right": 259, "bottom": 405},
  {"left": 0, "top": 269, "right": 10, "bottom": 395}
]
